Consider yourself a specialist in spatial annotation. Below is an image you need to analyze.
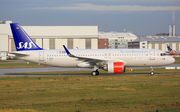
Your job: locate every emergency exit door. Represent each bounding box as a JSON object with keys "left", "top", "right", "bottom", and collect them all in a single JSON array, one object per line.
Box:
[
  {"left": 149, "top": 50, "right": 155, "bottom": 60},
  {"left": 39, "top": 51, "right": 44, "bottom": 61}
]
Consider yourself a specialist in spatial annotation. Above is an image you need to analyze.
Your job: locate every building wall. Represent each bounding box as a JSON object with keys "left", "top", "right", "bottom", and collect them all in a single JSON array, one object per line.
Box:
[
  {"left": 128, "top": 42, "right": 139, "bottom": 48},
  {"left": 91, "top": 39, "right": 98, "bottom": 49},
  {"left": 85, "top": 39, "right": 91, "bottom": 49},
  {"left": 148, "top": 43, "right": 152, "bottom": 49},
  {"left": 73, "top": 39, "right": 80, "bottom": 49},
  {"left": 98, "top": 39, "right": 108, "bottom": 49},
  {"left": 79, "top": 39, "right": 85, "bottom": 49},
  {"left": 140, "top": 41, "right": 147, "bottom": 48},
  {"left": 155, "top": 43, "right": 159, "bottom": 49},
  {"left": 0, "top": 21, "right": 12, "bottom": 55},
  {"left": 99, "top": 32, "right": 137, "bottom": 49},
  {"left": 49, "top": 38, "right": 55, "bottom": 49},
  {"left": 55, "top": 38, "right": 62, "bottom": 49},
  {"left": 11, "top": 39, "right": 16, "bottom": 51},
  {"left": 0, "top": 35, "right": 8, "bottom": 51},
  {"left": 177, "top": 43, "right": 179, "bottom": 51},
  {"left": 129, "top": 41, "right": 180, "bottom": 52},
  {"left": 43, "top": 39, "right": 49, "bottom": 49},
  {"left": 22, "top": 26, "right": 98, "bottom": 36},
  {"left": 172, "top": 43, "right": 176, "bottom": 50},
  {"left": 36, "top": 38, "right": 43, "bottom": 48}
]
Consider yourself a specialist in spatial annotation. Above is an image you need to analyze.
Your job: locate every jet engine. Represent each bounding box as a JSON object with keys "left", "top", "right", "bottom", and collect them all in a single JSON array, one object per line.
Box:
[{"left": 105, "top": 62, "right": 125, "bottom": 73}]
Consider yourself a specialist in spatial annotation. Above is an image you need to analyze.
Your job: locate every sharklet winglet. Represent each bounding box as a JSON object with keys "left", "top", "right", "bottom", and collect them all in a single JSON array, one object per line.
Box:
[{"left": 63, "top": 45, "right": 73, "bottom": 57}]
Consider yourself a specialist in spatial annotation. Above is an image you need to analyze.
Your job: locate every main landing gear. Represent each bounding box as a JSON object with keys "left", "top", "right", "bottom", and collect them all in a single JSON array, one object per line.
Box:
[
  {"left": 91, "top": 65, "right": 99, "bottom": 76},
  {"left": 150, "top": 66, "right": 154, "bottom": 75},
  {"left": 91, "top": 70, "right": 99, "bottom": 76}
]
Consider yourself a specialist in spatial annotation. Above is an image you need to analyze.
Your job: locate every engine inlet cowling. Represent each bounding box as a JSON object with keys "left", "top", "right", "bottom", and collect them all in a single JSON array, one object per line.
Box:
[{"left": 107, "top": 62, "right": 125, "bottom": 73}]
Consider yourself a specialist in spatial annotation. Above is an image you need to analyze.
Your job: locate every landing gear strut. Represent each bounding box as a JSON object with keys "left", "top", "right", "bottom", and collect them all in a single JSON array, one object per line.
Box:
[
  {"left": 91, "top": 65, "right": 99, "bottom": 76},
  {"left": 150, "top": 66, "right": 154, "bottom": 75}
]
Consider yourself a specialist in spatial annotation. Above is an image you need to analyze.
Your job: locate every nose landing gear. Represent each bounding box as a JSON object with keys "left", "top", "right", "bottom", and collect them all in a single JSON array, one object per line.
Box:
[{"left": 150, "top": 66, "right": 154, "bottom": 75}]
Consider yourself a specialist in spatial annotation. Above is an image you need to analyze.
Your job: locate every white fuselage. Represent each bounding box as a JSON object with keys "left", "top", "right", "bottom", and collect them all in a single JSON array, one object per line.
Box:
[{"left": 12, "top": 48, "right": 175, "bottom": 68}]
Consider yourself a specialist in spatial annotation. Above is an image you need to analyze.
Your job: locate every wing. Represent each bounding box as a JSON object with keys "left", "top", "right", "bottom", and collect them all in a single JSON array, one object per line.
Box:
[{"left": 63, "top": 45, "right": 123, "bottom": 68}]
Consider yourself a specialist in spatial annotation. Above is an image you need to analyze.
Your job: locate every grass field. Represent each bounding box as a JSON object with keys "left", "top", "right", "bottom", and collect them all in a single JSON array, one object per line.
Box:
[
  {"left": 174, "top": 57, "right": 180, "bottom": 64},
  {"left": 0, "top": 62, "right": 50, "bottom": 68},
  {"left": 0, "top": 75, "right": 180, "bottom": 112}
]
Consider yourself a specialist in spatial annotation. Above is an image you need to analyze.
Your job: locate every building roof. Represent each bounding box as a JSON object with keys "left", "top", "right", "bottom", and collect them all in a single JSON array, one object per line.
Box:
[
  {"left": 98, "top": 32, "right": 137, "bottom": 38},
  {"left": 133, "top": 37, "right": 180, "bottom": 42}
]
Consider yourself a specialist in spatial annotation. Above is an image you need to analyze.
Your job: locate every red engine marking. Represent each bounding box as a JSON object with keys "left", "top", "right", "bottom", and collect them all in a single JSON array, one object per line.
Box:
[{"left": 113, "top": 62, "right": 123, "bottom": 73}]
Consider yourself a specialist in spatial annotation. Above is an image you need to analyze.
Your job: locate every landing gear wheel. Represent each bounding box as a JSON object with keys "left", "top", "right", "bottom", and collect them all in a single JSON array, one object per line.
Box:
[
  {"left": 96, "top": 70, "right": 99, "bottom": 75},
  {"left": 91, "top": 71, "right": 97, "bottom": 76},
  {"left": 150, "top": 71, "right": 154, "bottom": 75},
  {"left": 91, "top": 70, "right": 99, "bottom": 76}
]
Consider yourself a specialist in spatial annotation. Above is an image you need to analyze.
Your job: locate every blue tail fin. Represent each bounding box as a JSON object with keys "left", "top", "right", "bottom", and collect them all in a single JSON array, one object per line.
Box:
[{"left": 10, "top": 23, "right": 43, "bottom": 51}]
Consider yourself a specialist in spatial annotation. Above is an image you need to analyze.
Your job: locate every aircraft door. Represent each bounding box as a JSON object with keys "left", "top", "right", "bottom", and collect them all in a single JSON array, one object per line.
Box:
[
  {"left": 104, "top": 53, "right": 111, "bottom": 59},
  {"left": 149, "top": 50, "right": 155, "bottom": 60},
  {"left": 108, "top": 53, "right": 111, "bottom": 59},
  {"left": 104, "top": 53, "right": 107, "bottom": 59},
  {"left": 39, "top": 51, "right": 44, "bottom": 61}
]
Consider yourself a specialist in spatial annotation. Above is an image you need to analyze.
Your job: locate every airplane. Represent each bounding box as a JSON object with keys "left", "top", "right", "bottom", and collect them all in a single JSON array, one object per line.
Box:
[
  {"left": 166, "top": 44, "right": 180, "bottom": 57},
  {"left": 8, "top": 23, "right": 175, "bottom": 76}
]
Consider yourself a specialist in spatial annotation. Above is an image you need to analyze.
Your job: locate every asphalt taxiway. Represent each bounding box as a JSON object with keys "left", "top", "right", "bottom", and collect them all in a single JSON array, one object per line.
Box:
[{"left": 0, "top": 64, "right": 179, "bottom": 77}]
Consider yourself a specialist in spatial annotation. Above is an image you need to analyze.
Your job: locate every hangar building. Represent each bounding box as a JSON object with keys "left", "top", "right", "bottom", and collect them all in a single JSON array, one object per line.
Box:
[
  {"left": 99, "top": 32, "right": 137, "bottom": 49},
  {"left": 128, "top": 37, "right": 180, "bottom": 51}
]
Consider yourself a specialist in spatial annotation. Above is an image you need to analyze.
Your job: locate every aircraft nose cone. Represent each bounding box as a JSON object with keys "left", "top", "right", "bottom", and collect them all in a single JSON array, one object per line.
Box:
[{"left": 170, "top": 57, "right": 175, "bottom": 64}]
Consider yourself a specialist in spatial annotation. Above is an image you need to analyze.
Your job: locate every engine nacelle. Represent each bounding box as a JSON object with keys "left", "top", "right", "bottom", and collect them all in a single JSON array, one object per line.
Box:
[{"left": 107, "top": 62, "right": 125, "bottom": 73}]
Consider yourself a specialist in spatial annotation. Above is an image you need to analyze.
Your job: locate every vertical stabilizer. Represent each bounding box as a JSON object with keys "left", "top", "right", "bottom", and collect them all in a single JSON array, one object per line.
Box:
[{"left": 10, "top": 23, "right": 43, "bottom": 51}]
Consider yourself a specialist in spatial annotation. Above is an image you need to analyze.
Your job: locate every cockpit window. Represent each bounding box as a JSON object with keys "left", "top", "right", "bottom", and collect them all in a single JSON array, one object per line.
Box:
[{"left": 160, "top": 53, "right": 168, "bottom": 56}]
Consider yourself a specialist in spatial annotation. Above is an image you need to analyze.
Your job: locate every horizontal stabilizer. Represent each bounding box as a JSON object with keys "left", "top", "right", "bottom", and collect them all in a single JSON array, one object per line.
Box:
[{"left": 8, "top": 52, "right": 29, "bottom": 57}]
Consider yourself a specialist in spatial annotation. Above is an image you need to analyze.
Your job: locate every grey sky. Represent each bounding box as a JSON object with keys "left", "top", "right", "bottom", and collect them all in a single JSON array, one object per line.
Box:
[{"left": 1, "top": 0, "right": 180, "bottom": 36}]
